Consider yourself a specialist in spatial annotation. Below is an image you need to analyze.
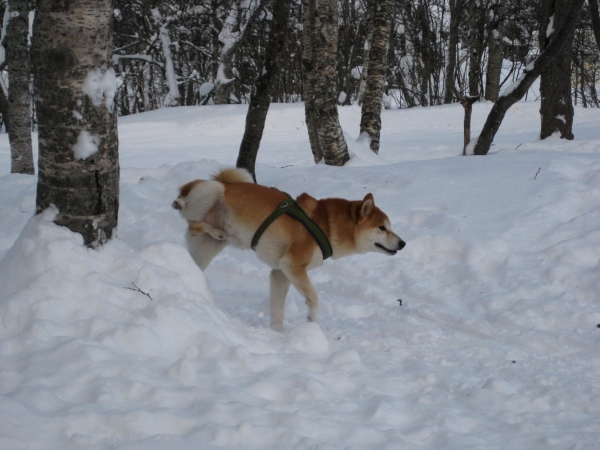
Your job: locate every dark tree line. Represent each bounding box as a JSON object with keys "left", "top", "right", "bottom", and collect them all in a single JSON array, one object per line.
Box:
[
  {"left": 2, "top": 0, "right": 599, "bottom": 126},
  {"left": 106, "top": 0, "right": 600, "bottom": 112}
]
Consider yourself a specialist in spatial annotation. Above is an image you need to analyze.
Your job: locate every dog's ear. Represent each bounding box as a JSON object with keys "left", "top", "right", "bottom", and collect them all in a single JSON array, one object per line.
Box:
[{"left": 360, "top": 193, "right": 375, "bottom": 217}]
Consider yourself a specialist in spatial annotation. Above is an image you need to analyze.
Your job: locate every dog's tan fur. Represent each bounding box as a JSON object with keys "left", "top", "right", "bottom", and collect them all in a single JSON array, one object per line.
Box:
[{"left": 173, "top": 168, "right": 405, "bottom": 331}]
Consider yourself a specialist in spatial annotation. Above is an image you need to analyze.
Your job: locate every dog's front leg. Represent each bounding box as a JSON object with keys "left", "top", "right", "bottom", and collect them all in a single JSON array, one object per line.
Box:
[
  {"left": 281, "top": 265, "right": 319, "bottom": 324},
  {"left": 270, "top": 269, "right": 291, "bottom": 332}
]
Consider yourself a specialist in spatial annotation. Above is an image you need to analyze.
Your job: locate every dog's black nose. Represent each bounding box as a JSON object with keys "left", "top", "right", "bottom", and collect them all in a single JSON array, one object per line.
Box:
[
  {"left": 172, "top": 199, "right": 183, "bottom": 210},
  {"left": 398, "top": 240, "right": 406, "bottom": 250}
]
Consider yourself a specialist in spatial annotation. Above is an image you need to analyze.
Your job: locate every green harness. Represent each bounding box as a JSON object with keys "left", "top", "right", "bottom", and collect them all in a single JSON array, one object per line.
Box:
[{"left": 251, "top": 194, "right": 332, "bottom": 260}]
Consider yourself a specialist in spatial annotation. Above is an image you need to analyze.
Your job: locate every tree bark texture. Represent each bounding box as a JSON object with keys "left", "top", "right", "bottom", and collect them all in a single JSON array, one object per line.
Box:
[
  {"left": 0, "top": 84, "right": 9, "bottom": 132},
  {"left": 356, "top": 0, "right": 375, "bottom": 106},
  {"left": 302, "top": 0, "right": 323, "bottom": 163},
  {"left": 33, "top": 0, "right": 120, "bottom": 248},
  {"left": 236, "top": 0, "right": 292, "bottom": 181},
  {"left": 451, "top": 86, "right": 479, "bottom": 155},
  {"left": 417, "top": 2, "right": 433, "bottom": 106},
  {"left": 6, "top": 0, "right": 34, "bottom": 174},
  {"left": 590, "top": 0, "right": 600, "bottom": 51},
  {"left": 484, "top": 0, "right": 505, "bottom": 102},
  {"left": 472, "top": 0, "right": 585, "bottom": 155},
  {"left": 312, "top": 0, "right": 349, "bottom": 165},
  {"left": 359, "top": 0, "right": 393, "bottom": 153},
  {"left": 539, "top": 0, "right": 575, "bottom": 140},
  {"left": 444, "top": 0, "right": 462, "bottom": 104},
  {"left": 214, "top": 0, "right": 263, "bottom": 104},
  {"left": 468, "top": 0, "right": 485, "bottom": 97}
]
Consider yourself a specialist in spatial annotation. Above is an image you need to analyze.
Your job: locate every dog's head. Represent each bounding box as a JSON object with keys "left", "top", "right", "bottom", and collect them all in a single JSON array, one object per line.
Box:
[
  {"left": 171, "top": 179, "right": 206, "bottom": 221},
  {"left": 355, "top": 193, "right": 405, "bottom": 256}
]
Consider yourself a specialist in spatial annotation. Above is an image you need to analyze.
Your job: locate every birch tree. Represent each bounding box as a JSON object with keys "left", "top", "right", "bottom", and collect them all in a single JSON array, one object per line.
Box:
[
  {"left": 214, "top": 0, "right": 263, "bottom": 104},
  {"left": 33, "top": 0, "right": 119, "bottom": 248},
  {"left": 485, "top": 0, "right": 505, "bottom": 101},
  {"left": 356, "top": 0, "right": 375, "bottom": 106},
  {"left": 303, "top": 0, "right": 349, "bottom": 166},
  {"left": 359, "top": 0, "right": 393, "bottom": 153},
  {"left": 539, "top": 0, "right": 575, "bottom": 140},
  {"left": 468, "top": 0, "right": 486, "bottom": 97},
  {"left": 152, "top": 8, "right": 180, "bottom": 107},
  {"left": 4, "top": 0, "right": 33, "bottom": 174},
  {"left": 590, "top": 0, "right": 600, "bottom": 50},
  {"left": 301, "top": 0, "right": 322, "bottom": 162},
  {"left": 444, "top": 0, "right": 463, "bottom": 104}
]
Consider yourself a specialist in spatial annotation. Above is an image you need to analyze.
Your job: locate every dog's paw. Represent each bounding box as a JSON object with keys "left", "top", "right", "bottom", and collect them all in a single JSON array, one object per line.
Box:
[{"left": 270, "top": 322, "right": 284, "bottom": 333}]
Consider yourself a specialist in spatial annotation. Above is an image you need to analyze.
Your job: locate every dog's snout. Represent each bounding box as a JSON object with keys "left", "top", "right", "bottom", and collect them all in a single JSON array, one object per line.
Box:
[{"left": 398, "top": 240, "right": 406, "bottom": 250}]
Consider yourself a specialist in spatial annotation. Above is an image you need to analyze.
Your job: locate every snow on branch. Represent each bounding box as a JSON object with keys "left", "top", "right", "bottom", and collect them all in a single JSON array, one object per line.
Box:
[{"left": 152, "top": 8, "right": 180, "bottom": 107}]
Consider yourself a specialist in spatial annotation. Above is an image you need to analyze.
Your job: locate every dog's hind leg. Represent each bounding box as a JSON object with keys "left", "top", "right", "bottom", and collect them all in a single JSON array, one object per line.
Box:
[
  {"left": 281, "top": 264, "right": 319, "bottom": 324},
  {"left": 270, "top": 269, "right": 291, "bottom": 332},
  {"left": 186, "top": 231, "right": 227, "bottom": 271}
]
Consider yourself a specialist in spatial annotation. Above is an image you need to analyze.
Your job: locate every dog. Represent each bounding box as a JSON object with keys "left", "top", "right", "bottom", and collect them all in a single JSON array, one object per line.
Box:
[{"left": 172, "top": 168, "right": 406, "bottom": 331}]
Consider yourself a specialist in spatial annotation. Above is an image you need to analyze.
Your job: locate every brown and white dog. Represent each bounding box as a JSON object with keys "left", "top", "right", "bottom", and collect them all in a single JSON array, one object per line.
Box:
[{"left": 172, "top": 168, "right": 406, "bottom": 331}]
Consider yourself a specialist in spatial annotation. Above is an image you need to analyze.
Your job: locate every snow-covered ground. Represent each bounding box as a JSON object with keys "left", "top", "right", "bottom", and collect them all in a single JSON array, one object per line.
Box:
[{"left": 0, "top": 101, "right": 599, "bottom": 449}]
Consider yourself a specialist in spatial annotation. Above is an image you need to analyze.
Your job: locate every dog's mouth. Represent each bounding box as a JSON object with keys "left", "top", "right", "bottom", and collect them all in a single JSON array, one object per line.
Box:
[{"left": 375, "top": 243, "right": 397, "bottom": 255}]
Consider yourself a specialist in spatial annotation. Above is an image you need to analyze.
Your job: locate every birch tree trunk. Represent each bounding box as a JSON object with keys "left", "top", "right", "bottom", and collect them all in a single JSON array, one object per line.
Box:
[
  {"left": 214, "top": 0, "right": 263, "bottom": 104},
  {"left": 302, "top": 0, "right": 323, "bottom": 163},
  {"left": 6, "top": 0, "right": 34, "bottom": 174},
  {"left": 0, "top": 83, "right": 8, "bottom": 132},
  {"left": 359, "top": 0, "right": 393, "bottom": 153},
  {"left": 468, "top": 0, "right": 485, "bottom": 97},
  {"left": 444, "top": 0, "right": 462, "bottom": 104},
  {"left": 417, "top": 1, "right": 433, "bottom": 106},
  {"left": 356, "top": 0, "right": 375, "bottom": 106},
  {"left": 33, "top": 0, "right": 119, "bottom": 248},
  {"left": 153, "top": 9, "right": 179, "bottom": 107},
  {"left": 472, "top": 0, "right": 585, "bottom": 155},
  {"left": 590, "top": 0, "right": 600, "bottom": 51},
  {"left": 485, "top": 0, "right": 505, "bottom": 102},
  {"left": 236, "top": 0, "right": 292, "bottom": 181},
  {"left": 311, "top": 0, "right": 349, "bottom": 166},
  {"left": 539, "top": 0, "right": 575, "bottom": 140}
]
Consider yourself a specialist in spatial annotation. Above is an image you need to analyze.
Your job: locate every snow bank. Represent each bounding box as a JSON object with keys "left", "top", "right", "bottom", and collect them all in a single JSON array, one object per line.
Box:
[{"left": 0, "top": 101, "right": 599, "bottom": 449}]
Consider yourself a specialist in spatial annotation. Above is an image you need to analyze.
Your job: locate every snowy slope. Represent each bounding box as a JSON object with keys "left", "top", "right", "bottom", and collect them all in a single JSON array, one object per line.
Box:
[{"left": 0, "top": 101, "right": 599, "bottom": 449}]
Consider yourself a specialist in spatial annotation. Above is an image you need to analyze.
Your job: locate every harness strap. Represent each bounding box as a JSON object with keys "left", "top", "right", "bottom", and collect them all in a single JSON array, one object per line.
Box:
[{"left": 251, "top": 194, "right": 332, "bottom": 260}]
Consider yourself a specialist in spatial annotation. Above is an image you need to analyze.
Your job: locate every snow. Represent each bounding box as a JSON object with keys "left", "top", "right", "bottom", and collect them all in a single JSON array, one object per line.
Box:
[
  {"left": 547, "top": 14, "right": 555, "bottom": 37},
  {"left": 73, "top": 129, "right": 100, "bottom": 160},
  {"left": 82, "top": 67, "right": 118, "bottom": 112},
  {"left": 500, "top": 61, "right": 535, "bottom": 98},
  {"left": 0, "top": 3, "right": 9, "bottom": 66},
  {"left": 351, "top": 66, "right": 363, "bottom": 80},
  {"left": 199, "top": 82, "right": 215, "bottom": 96},
  {"left": 0, "top": 101, "right": 600, "bottom": 449}
]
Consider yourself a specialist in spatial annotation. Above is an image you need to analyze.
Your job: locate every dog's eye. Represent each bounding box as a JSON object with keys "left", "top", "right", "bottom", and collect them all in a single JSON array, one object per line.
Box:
[{"left": 379, "top": 225, "right": 386, "bottom": 231}]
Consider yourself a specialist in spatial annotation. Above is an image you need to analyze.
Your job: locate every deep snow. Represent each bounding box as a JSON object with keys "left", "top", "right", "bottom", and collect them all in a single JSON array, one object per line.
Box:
[{"left": 0, "top": 101, "right": 599, "bottom": 449}]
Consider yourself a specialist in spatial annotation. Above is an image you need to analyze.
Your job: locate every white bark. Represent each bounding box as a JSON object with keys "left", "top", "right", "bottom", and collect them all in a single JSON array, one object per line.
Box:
[{"left": 152, "top": 9, "right": 179, "bottom": 107}]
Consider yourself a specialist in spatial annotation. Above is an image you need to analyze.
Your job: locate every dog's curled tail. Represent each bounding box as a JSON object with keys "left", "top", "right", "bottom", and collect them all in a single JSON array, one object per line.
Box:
[{"left": 212, "top": 167, "right": 253, "bottom": 184}]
